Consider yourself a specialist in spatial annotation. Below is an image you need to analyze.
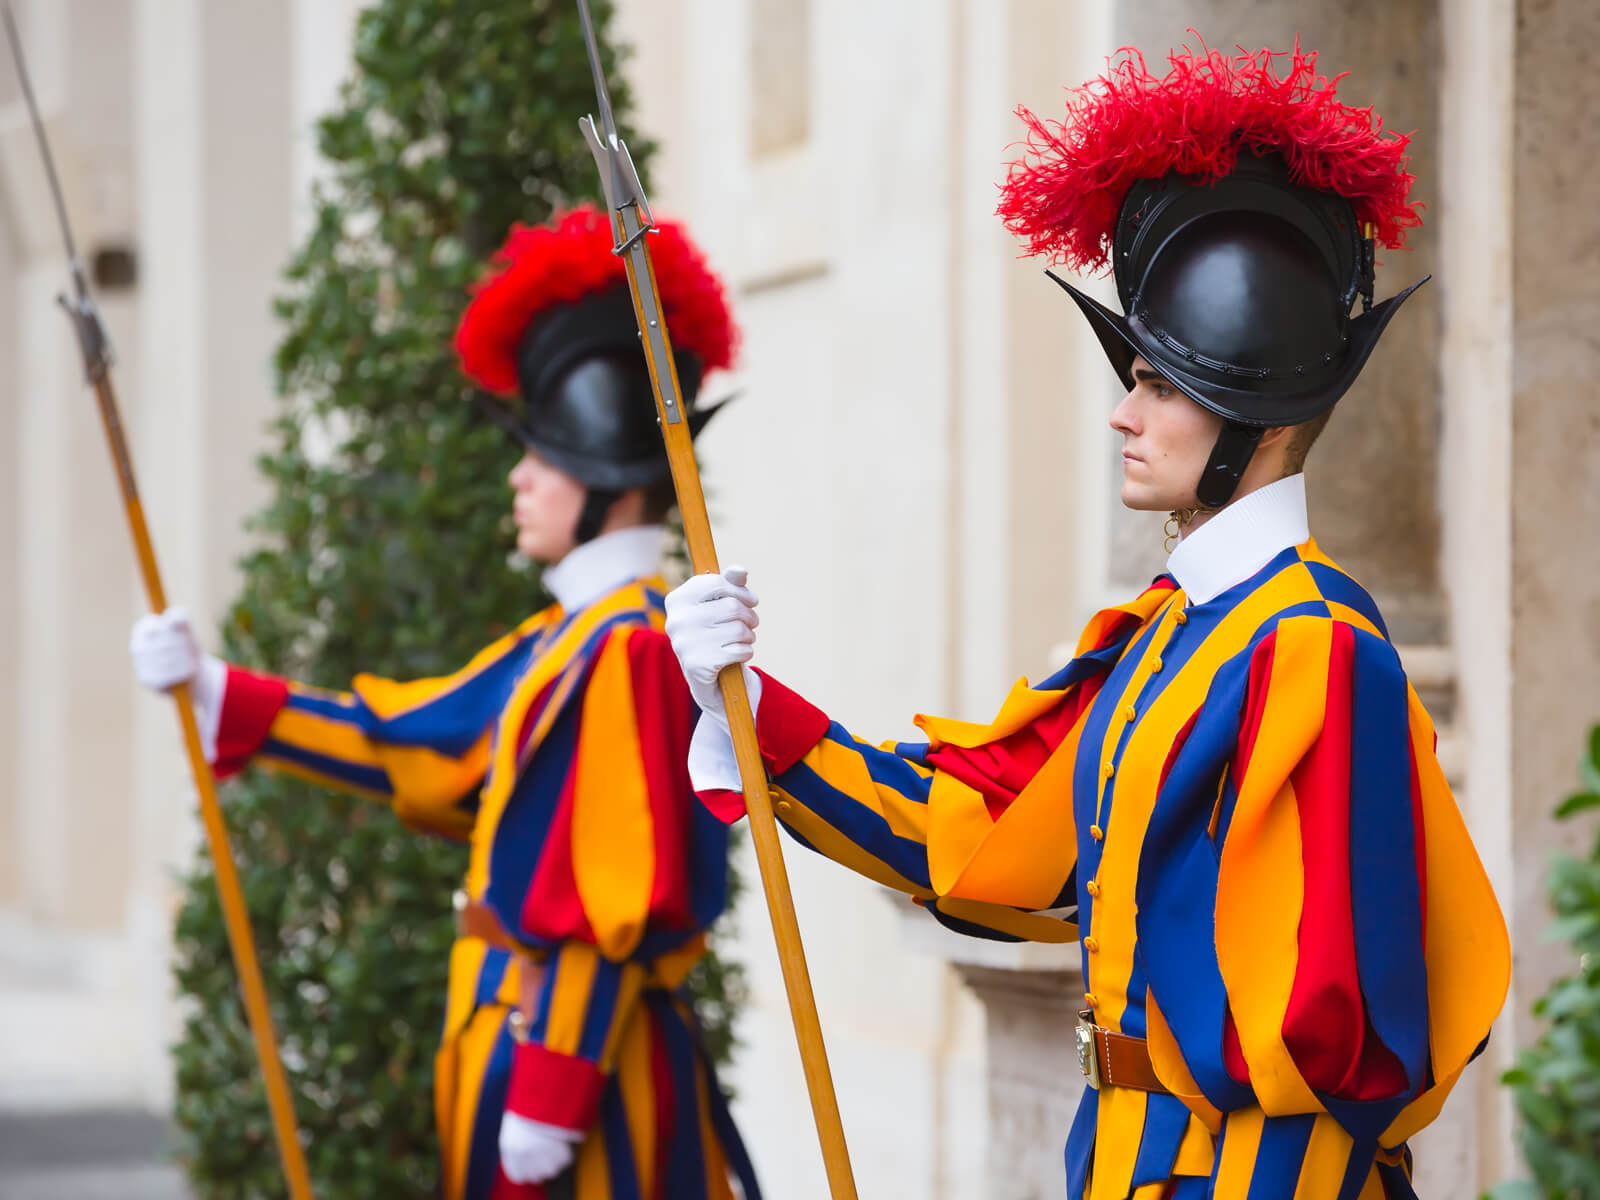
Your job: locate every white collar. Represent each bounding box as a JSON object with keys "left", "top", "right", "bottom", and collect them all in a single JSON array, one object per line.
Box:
[
  {"left": 1165, "top": 473, "right": 1310, "bottom": 605},
  {"left": 542, "top": 525, "right": 665, "bottom": 612}
]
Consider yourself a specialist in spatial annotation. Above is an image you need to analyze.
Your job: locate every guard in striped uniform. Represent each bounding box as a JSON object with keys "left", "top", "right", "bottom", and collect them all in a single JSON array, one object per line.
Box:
[
  {"left": 661, "top": 43, "right": 1510, "bottom": 1199},
  {"left": 131, "top": 208, "right": 759, "bottom": 1200}
]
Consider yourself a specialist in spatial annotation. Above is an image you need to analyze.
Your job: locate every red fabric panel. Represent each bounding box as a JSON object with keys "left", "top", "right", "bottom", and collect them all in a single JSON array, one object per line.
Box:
[
  {"left": 519, "top": 773, "right": 594, "bottom": 945},
  {"left": 1234, "top": 633, "right": 1278, "bottom": 784},
  {"left": 214, "top": 666, "right": 290, "bottom": 778},
  {"left": 627, "top": 630, "right": 695, "bottom": 931},
  {"left": 503, "top": 1040, "right": 606, "bottom": 1131},
  {"left": 927, "top": 678, "right": 1103, "bottom": 821},
  {"left": 697, "top": 788, "right": 749, "bottom": 825},
  {"left": 1280, "top": 623, "right": 1409, "bottom": 1101},
  {"left": 1281, "top": 622, "right": 1365, "bottom": 1093},
  {"left": 1223, "top": 1008, "right": 1251, "bottom": 1085},
  {"left": 650, "top": 1010, "right": 676, "bottom": 1200},
  {"left": 752, "top": 668, "right": 833, "bottom": 774}
]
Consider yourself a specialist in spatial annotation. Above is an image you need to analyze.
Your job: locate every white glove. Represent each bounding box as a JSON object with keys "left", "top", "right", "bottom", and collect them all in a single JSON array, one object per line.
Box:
[
  {"left": 663, "top": 566, "right": 762, "bottom": 728},
  {"left": 129, "top": 606, "right": 227, "bottom": 761},
  {"left": 498, "top": 1111, "right": 583, "bottom": 1184}
]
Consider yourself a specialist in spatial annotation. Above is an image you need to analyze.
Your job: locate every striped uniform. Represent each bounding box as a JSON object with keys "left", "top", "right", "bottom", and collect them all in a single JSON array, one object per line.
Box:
[
  {"left": 214, "top": 577, "right": 757, "bottom": 1200},
  {"left": 691, "top": 541, "right": 1508, "bottom": 1199}
]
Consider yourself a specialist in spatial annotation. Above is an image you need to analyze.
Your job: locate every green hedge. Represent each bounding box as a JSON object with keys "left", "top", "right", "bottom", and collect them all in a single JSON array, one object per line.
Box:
[{"left": 1488, "top": 726, "right": 1600, "bottom": 1200}]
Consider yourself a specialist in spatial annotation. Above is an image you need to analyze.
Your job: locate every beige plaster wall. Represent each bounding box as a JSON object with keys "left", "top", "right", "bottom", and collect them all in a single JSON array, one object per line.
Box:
[{"left": 1509, "top": 0, "right": 1600, "bottom": 1007}]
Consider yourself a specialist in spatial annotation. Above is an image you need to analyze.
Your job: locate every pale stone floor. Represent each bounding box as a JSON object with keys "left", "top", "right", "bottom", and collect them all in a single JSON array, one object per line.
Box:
[{"left": 0, "top": 1110, "right": 187, "bottom": 1200}]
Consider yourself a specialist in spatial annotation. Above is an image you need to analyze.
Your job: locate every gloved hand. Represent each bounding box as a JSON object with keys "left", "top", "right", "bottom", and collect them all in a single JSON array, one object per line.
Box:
[
  {"left": 663, "top": 566, "right": 761, "bottom": 727},
  {"left": 498, "top": 1111, "right": 583, "bottom": 1184},
  {"left": 129, "top": 606, "right": 226, "bottom": 761}
]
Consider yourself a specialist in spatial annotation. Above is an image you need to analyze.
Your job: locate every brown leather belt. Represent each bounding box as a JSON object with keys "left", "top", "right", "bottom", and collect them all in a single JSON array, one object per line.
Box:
[{"left": 1076, "top": 1010, "right": 1169, "bottom": 1094}]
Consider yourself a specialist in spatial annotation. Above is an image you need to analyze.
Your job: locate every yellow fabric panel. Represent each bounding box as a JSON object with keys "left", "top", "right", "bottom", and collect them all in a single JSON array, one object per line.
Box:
[
  {"left": 1089, "top": 1084, "right": 1148, "bottom": 1200},
  {"left": 1210, "top": 1106, "right": 1267, "bottom": 1200},
  {"left": 616, "top": 1007, "right": 657, "bottom": 1192},
  {"left": 806, "top": 733, "right": 935, "bottom": 845},
  {"left": 544, "top": 942, "right": 601, "bottom": 1056},
  {"left": 257, "top": 755, "right": 393, "bottom": 807},
  {"left": 598, "top": 963, "right": 648, "bottom": 1072},
  {"left": 916, "top": 675, "right": 1071, "bottom": 750},
  {"left": 1146, "top": 992, "right": 1224, "bottom": 1135},
  {"left": 441, "top": 938, "right": 491, "bottom": 1046},
  {"left": 693, "top": 1036, "right": 736, "bottom": 1200},
  {"left": 1323, "top": 602, "right": 1385, "bottom": 640},
  {"left": 572, "top": 631, "right": 655, "bottom": 961},
  {"left": 351, "top": 610, "right": 552, "bottom": 720},
  {"left": 467, "top": 583, "right": 658, "bottom": 898},
  {"left": 929, "top": 895, "right": 1079, "bottom": 943},
  {"left": 1377, "top": 694, "right": 1511, "bottom": 1145},
  {"left": 385, "top": 735, "right": 492, "bottom": 839},
  {"left": 436, "top": 1003, "right": 507, "bottom": 1200},
  {"left": 1291, "top": 1115, "right": 1357, "bottom": 1200},
  {"left": 1214, "top": 616, "right": 1331, "bottom": 1117},
  {"left": 575, "top": 1122, "right": 612, "bottom": 1200},
  {"left": 929, "top": 714, "right": 1083, "bottom": 909},
  {"left": 772, "top": 787, "right": 938, "bottom": 898},
  {"left": 1087, "top": 603, "right": 1184, "bottom": 1033},
  {"left": 1172, "top": 1117, "right": 1217, "bottom": 1177}
]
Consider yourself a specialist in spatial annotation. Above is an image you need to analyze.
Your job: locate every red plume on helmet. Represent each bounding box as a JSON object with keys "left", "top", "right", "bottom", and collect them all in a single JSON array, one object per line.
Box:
[
  {"left": 454, "top": 205, "right": 738, "bottom": 395},
  {"left": 997, "top": 38, "right": 1422, "bottom": 274}
]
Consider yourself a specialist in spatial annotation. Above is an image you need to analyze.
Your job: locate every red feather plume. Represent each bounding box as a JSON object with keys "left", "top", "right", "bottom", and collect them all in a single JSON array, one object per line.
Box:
[
  {"left": 997, "top": 38, "right": 1422, "bottom": 274},
  {"left": 455, "top": 205, "right": 739, "bottom": 395}
]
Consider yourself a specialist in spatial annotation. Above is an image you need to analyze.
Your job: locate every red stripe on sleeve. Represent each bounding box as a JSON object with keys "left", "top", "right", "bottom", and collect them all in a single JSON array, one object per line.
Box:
[
  {"left": 928, "top": 677, "right": 1103, "bottom": 821},
  {"left": 627, "top": 629, "right": 695, "bottom": 930},
  {"left": 752, "top": 668, "right": 832, "bottom": 774},
  {"left": 1234, "top": 632, "right": 1278, "bottom": 784},
  {"left": 1281, "top": 622, "right": 1365, "bottom": 1093},
  {"left": 519, "top": 775, "right": 594, "bottom": 945},
  {"left": 214, "top": 666, "right": 290, "bottom": 778}
]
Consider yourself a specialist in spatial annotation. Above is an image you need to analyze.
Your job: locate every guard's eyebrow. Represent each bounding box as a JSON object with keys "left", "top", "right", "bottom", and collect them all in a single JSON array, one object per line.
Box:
[{"left": 1132, "top": 369, "right": 1172, "bottom": 385}]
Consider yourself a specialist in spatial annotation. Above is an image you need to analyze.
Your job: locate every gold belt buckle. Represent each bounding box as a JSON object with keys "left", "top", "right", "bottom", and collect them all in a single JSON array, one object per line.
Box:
[{"left": 1075, "top": 1010, "right": 1101, "bottom": 1090}]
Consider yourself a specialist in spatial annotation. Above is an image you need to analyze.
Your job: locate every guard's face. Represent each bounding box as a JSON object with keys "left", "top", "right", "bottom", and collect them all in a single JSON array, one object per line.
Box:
[
  {"left": 508, "top": 449, "right": 586, "bottom": 564},
  {"left": 1109, "top": 355, "right": 1224, "bottom": 513}
]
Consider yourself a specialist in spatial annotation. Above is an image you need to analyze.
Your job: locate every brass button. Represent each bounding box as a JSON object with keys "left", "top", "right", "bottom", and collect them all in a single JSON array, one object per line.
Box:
[
  {"left": 1151, "top": 657, "right": 1164, "bottom": 673},
  {"left": 1083, "top": 936, "right": 1100, "bottom": 952},
  {"left": 1174, "top": 610, "right": 1188, "bottom": 625},
  {"left": 1084, "top": 992, "right": 1098, "bottom": 1008},
  {"left": 1101, "top": 761, "right": 1115, "bottom": 779},
  {"left": 1090, "top": 824, "right": 1104, "bottom": 841},
  {"left": 1122, "top": 705, "right": 1136, "bottom": 722},
  {"left": 777, "top": 801, "right": 792, "bottom": 814},
  {"left": 1085, "top": 880, "right": 1101, "bottom": 898}
]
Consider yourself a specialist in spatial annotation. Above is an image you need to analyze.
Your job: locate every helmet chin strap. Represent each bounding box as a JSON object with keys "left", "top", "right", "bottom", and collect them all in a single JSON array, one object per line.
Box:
[
  {"left": 574, "top": 487, "right": 621, "bottom": 545},
  {"left": 1194, "top": 421, "right": 1266, "bottom": 509}
]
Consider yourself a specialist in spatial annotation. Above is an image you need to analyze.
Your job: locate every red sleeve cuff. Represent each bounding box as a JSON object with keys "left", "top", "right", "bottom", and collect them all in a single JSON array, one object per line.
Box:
[
  {"left": 504, "top": 1042, "right": 606, "bottom": 1133},
  {"left": 214, "top": 666, "right": 290, "bottom": 779},
  {"left": 752, "top": 668, "right": 832, "bottom": 775}
]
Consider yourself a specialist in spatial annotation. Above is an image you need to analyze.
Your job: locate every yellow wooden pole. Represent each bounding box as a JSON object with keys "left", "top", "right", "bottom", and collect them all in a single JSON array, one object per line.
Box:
[
  {"left": 88, "top": 370, "right": 317, "bottom": 1200},
  {"left": 613, "top": 212, "right": 861, "bottom": 1200}
]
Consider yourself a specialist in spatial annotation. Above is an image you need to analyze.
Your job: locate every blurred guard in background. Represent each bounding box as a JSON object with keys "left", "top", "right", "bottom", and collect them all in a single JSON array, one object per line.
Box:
[{"left": 132, "top": 207, "right": 759, "bottom": 1200}]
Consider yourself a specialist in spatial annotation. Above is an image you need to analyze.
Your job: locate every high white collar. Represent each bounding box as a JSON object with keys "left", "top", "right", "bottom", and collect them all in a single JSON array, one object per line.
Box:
[
  {"left": 1166, "top": 473, "right": 1310, "bottom": 605},
  {"left": 543, "top": 525, "right": 665, "bottom": 612}
]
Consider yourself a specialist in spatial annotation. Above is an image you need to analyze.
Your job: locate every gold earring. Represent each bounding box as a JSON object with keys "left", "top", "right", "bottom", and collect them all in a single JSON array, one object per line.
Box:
[{"left": 1163, "top": 507, "right": 1198, "bottom": 553}]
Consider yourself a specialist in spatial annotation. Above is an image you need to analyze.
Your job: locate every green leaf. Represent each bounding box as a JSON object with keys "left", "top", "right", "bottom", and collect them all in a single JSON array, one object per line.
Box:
[{"left": 1557, "top": 791, "right": 1600, "bottom": 819}]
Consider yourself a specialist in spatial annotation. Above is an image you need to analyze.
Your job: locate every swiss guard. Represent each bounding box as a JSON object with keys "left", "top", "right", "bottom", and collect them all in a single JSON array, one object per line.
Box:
[
  {"left": 130, "top": 207, "right": 760, "bottom": 1200},
  {"left": 662, "top": 41, "right": 1510, "bottom": 1199}
]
